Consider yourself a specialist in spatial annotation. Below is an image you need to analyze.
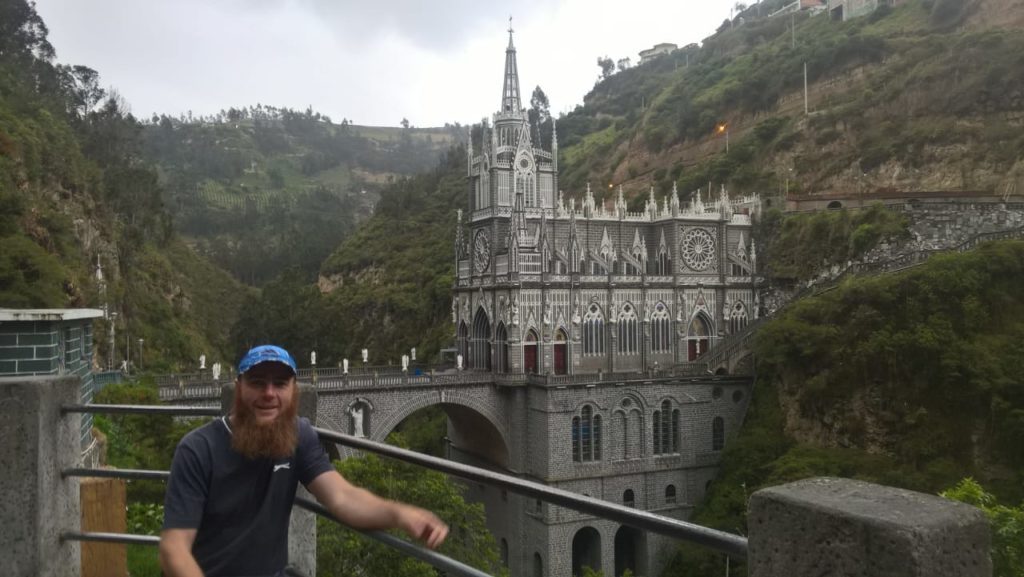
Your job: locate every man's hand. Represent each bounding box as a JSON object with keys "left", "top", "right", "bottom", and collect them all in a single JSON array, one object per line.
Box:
[
  {"left": 308, "top": 470, "right": 449, "bottom": 549},
  {"left": 395, "top": 504, "right": 449, "bottom": 549}
]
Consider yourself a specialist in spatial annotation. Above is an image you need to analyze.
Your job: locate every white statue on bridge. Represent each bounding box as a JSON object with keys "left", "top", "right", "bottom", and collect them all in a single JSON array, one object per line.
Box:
[
  {"left": 349, "top": 404, "right": 365, "bottom": 437},
  {"left": 199, "top": 354, "right": 207, "bottom": 370},
  {"left": 212, "top": 363, "right": 221, "bottom": 381}
]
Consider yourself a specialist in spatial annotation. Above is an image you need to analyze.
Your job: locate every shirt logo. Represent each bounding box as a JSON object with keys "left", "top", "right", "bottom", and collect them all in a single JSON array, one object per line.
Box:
[{"left": 273, "top": 463, "right": 291, "bottom": 473}]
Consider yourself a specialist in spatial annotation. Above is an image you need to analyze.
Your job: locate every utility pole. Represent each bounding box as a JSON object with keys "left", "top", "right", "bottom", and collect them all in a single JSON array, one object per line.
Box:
[{"left": 804, "top": 62, "right": 809, "bottom": 115}]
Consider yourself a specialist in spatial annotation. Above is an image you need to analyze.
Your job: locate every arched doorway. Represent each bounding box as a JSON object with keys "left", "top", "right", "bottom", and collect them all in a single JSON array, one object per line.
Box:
[
  {"left": 553, "top": 328, "right": 568, "bottom": 375},
  {"left": 687, "top": 313, "right": 712, "bottom": 361},
  {"left": 614, "top": 525, "right": 645, "bottom": 577},
  {"left": 495, "top": 322, "right": 509, "bottom": 373},
  {"left": 572, "top": 527, "right": 601, "bottom": 577},
  {"left": 524, "top": 329, "right": 539, "bottom": 374},
  {"left": 471, "top": 308, "right": 491, "bottom": 370}
]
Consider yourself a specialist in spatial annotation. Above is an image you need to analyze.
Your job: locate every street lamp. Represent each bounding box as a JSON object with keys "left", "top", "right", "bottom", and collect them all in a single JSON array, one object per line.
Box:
[
  {"left": 716, "top": 123, "right": 729, "bottom": 153},
  {"left": 138, "top": 338, "right": 144, "bottom": 371}
]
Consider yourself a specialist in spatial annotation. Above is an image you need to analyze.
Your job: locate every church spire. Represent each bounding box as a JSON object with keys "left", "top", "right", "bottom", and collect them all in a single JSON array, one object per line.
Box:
[{"left": 501, "top": 17, "right": 522, "bottom": 115}]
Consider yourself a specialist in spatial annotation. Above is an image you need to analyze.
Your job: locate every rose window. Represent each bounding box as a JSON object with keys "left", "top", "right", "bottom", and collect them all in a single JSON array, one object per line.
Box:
[{"left": 681, "top": 229, "right": 715, "bottom": 271}]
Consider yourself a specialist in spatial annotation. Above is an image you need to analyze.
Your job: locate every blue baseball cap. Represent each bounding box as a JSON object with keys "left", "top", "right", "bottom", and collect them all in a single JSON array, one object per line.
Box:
[{"left": 238, "top": 345, "right": 297, "bottom": 375}]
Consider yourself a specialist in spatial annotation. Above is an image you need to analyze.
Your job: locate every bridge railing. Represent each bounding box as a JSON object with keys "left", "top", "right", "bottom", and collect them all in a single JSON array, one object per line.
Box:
[
  {"left": 156, "top": 364, "right": 736, "bottom": 401},
  {"left": 2, "top": 375, "right": 992, "bottom": 577}
]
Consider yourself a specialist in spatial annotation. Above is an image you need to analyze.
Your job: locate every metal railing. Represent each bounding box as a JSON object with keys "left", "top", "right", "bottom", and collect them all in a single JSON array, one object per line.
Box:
[{"left": 60, "top": 402, "right": 748, "bottom": 575}]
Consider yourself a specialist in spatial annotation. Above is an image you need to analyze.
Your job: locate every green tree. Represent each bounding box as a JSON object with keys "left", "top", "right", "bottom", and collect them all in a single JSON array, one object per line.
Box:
[
  {"left": 530, "top": 86, "right": 550, "bottom": 124},
  {"left": 317, "top": 433, "right": 506, "bottom": 577},
  {"left": 596, "top": 56, "right": 615, "bottom": 80},
  {"left": 942, "top": 478, "right": 1024, "bottom": 577}
]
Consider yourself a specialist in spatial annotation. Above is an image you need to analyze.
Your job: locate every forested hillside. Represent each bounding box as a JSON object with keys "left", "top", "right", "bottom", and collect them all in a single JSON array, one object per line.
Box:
[
  {"left": 226, "top": 148, "right": 464, "bottom": 365},
  {"left": 556, "top": 0, "right": 1024, "bottom": 202},
  {"left": 141, "top": 109, "right": 463, "bottom": 284},
  {"left": 671, "top": 239, "right": 1024, "bottom": 577},
  {"left": 0, "top": 0, "right": 247, "bottom": 369}
]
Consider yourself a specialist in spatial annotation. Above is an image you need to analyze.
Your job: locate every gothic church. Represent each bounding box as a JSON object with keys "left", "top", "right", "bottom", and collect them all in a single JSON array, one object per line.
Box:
[{"left": 448, "top": 28, "right": 758, "bottom": 577}]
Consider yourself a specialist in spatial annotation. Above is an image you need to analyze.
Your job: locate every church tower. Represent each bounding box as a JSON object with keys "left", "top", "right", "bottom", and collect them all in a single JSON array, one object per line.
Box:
[{"left": 450, "top": 25, "right": 760, "bottom": 577}]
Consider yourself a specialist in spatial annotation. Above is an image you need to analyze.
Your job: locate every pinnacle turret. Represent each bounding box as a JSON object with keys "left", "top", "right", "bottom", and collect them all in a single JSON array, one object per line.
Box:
[{"left": 501, "top": 19, "right": 522, "bottom": 115}]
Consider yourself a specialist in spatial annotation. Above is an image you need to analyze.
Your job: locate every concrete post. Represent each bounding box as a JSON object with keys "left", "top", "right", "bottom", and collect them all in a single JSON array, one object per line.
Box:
[
  {"left": 0, "top": 376, "right": 81, "bottom": 577},
  {"left": 748, "top": 477, "right": 991, "bottom": 577},
  {"left": 220, "top": 381, "right": 319, "bottom": 577},
  {"left": 289, "top": 382, "right": 318, "bottom": 577}
]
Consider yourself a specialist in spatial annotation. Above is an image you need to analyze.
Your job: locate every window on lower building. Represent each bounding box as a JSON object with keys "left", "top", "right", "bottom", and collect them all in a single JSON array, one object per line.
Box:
[
  {"left": 712, "top": 416, "right": 725, "bottom": 451},
  {"left": 572, "top": 405, "right": 602, "bottom": 462},
  {"left": 623, "top": 489, "right": 635, "bottom": 508},
  {"left": 666, "top": 484, "right": 677, "bottom": 504}
]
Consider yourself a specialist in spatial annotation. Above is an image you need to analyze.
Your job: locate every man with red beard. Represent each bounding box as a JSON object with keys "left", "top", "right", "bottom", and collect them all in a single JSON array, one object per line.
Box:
[{"left": 159, "top": 345, "right": 448, "bottom": 577}]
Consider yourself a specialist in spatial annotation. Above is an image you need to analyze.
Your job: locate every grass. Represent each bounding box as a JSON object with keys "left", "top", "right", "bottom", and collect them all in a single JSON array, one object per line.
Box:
[{"left": 127, "top": 545, "right": 161, "bottom": 577}]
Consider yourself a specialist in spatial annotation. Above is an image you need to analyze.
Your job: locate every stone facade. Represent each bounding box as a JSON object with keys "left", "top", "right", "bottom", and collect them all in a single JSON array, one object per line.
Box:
[{"left": 310, "top": 374, "right": 751, "bottom": 577}]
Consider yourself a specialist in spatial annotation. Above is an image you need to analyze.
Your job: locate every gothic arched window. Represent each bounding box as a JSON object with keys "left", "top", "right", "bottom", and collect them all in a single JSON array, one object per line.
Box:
[
  {"left": 665, "top": 485, "right": 677, "bottom": 504},
  {"left": 572, "top": 404, "right": 601, "bottom": 462},
  {"left": 495, "top": 322, "right": 509, "bottom": 373},
  {"left": 471, "top": 308, "right": 491, "bottom": 370},
  {"left": 651, "top": 302, "right": 672, "bottom": 353},
  {"left": 623, "top": 489, "right": 635, "bottom": 508},
  {"left": 617, "top": 303, "right": 639, "bottom": 355},
  {"left": 583, "top": 304, "right": 605, "bottom": 356},
  {"left": 730, "top": 301, "right": 749, "bottom": 334},
  {"left": 657, "top": 250, "right": 670, "bottom": 275},
  {"left": 712, "top": 416, "right": 725, "bottom": 451}
]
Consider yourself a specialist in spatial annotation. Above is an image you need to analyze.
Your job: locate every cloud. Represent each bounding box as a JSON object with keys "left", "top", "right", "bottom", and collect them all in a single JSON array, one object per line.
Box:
[{"left": 295, "top": 0, "right": 553, "bottom": 53}]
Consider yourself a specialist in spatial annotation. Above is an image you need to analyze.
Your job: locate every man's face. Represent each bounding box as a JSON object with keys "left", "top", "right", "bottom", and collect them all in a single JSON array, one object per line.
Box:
[{"left": 237, "top": 362, "right": 296, "bottom": 425}]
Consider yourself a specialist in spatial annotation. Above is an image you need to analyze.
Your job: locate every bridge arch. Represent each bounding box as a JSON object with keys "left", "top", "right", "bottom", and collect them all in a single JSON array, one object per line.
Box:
[
  {"left": 373, "top": 389, "right": 511, "bottom": 469},
  {"left": 572, "top": 526, "right": 602, "bottom": 577},
  {"left": 615, "top": 525, "right": 646, "bottom": 577}
]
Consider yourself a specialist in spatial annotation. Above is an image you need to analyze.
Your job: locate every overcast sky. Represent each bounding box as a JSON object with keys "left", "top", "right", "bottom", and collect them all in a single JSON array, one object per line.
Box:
[{"left": 35, "top": 0, "right": 742, "bottom": 127}]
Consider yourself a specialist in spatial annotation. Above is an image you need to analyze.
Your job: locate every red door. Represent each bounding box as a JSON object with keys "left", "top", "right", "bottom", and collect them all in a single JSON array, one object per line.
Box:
[
  {"left": 554, "top": 343, "right": 567, "bottom": 375},
  {"left": 524, "top": 344, "right": 538, "bottom": 374}
]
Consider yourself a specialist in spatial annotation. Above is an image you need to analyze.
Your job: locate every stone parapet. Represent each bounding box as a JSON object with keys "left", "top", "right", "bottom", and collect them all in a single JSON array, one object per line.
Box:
[
  {"left": 0, "top": 376, "right": 81, "bottom": 577},
  {"left": 748, "top": 477, "right": 991, "bottom": 577}
]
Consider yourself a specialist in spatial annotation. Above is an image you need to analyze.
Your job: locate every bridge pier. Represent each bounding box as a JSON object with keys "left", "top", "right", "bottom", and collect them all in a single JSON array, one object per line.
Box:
[
  {"left": 0, "top": 376, "right": 81, "bottom": 577},
  {"left": 748, "top": 477, "right": 991, "bottom": 577}
]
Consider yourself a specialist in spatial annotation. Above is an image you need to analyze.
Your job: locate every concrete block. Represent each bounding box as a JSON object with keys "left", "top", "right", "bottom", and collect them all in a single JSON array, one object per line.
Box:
[
  {"left": 0, "top": 347, "right": 34, "bottom": 360},
  {"left": 18, "top": 333, "right": 55, "bottom": 346},
  {"left": 748, "top": 477, "right": 991, "bottom": 577},
  {"left": 0, "top": 376, "right": 82, "bottom": 577},
  {"left": 17, "top": 359, "right": 57, "bottom": 373}
]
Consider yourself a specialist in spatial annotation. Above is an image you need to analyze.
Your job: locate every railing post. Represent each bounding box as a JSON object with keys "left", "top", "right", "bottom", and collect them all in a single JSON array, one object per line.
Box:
[
  {"left": 0, "top": 376, "right": 81, "bottom": 577},
  {"left": 289, "top": 382, "right": 319, "bottom": 577},
  {"left": 748, "top": 477, "right": 991, "bottom": 577}
]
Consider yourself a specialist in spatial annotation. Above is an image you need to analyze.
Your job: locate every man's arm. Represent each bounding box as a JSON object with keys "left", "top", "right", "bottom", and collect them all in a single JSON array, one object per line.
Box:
[
  {"left": 306, "top": 470, "right": 448, "bottom": 549},
  {"left": 159, "top": 528, "right": 203, "bottom": 577}
]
